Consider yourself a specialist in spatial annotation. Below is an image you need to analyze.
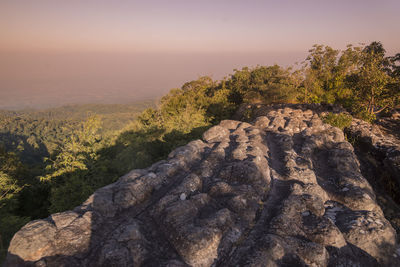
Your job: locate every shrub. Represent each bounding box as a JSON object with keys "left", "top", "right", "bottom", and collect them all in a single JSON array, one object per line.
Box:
[
  {"left": 323, "top": 112, "right": 353, "bottom": 130},
  {"left": 355, "top": 109, "right": 376, "bottom": 123}
]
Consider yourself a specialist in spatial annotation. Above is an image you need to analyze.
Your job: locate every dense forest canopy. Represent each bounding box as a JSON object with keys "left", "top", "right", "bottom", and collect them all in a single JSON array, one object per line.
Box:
[{"left": 0, "top": 42, "right": 399, "bottom": 262}]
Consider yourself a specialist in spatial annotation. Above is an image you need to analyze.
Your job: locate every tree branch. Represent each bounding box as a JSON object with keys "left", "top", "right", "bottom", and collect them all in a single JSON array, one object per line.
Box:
[{"left": 373, "top": 104, "right": 390, "bottom": 114}]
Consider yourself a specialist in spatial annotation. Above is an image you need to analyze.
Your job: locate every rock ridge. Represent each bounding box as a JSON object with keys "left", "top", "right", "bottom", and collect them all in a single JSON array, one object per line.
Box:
[{"left": 5, "top": 107, "right": 399, "bottom": 266}]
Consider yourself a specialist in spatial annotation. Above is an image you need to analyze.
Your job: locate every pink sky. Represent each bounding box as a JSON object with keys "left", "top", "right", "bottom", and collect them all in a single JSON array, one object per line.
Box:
[{"left": 1, "top": 0, "right": 399, "bottom": 109}]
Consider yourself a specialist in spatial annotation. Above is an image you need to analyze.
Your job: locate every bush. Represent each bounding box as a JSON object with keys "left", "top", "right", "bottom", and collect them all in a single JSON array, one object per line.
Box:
[
  {"left": 355, "top": 109, "right": 376, "bottom": 123},
  {"left": 323, "top": 112, "right": 353, "bottom": 130}
]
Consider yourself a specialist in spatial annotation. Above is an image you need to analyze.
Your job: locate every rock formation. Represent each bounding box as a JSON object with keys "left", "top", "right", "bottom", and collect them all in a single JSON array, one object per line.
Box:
[
  {"left": 346, "top": 117, "right": 400, "bottom": 239},
  {"left": 347, "top": 117, "right": 400, "bottom": 188},
  {"left": 5, "top": 107, "right": 400, "bottom": 266}
]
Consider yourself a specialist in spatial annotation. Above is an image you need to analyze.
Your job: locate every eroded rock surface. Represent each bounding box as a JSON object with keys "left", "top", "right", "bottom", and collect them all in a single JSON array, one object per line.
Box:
[
  {"left": 345, "top": 117, "right": 400, "bottom": 242},
  {"left": 6, "top": 108, "right": 399, "bottom": 266},
  {"left": 347, "top": 118, "right": 400, "bottom": 188}
]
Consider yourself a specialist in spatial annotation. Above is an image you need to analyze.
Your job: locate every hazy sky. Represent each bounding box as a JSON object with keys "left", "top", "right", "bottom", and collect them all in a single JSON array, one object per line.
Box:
[{"left": 1, "top": 0, "right": 399, "bottom": 109}]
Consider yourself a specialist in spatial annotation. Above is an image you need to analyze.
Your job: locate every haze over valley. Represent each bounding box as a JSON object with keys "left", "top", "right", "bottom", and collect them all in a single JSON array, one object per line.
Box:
[
  {"left": 0, "top": 51, "right": 305, "bottom": 109},
  {"left": 1, "top": 0, "right": 399, "bottom": 109}
]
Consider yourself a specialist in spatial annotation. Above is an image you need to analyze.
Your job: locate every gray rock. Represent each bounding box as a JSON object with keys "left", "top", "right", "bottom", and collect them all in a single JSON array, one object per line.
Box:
[
  {"left": 5, "top": 107, "right": 399, "bottom": 267},
  {"left": 202, "top": 125, "right": 229, "bottom": 143},
  {"left": 347, "top": 117, "right": 400, "bottom": 187}
]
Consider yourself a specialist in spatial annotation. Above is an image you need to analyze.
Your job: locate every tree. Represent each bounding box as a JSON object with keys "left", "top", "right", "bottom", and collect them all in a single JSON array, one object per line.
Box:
[
  {"left": 347, "top": 42, "right": 398, "bottom": 118},
  {"left": 224, "top": 65, "right": 300, "bottom": 105},
  {"left": 0, "top": 147, "right": 30, "bottom": 260},
  {"left": 40, "top": 116, "right": 102, "bottom": 182},
  {"left": 302, "top": 41, "right": 399, "bottom": 119},
  {"left": 388, "top": 53, "right": 400, "bottom": 78},
  {"left": 386, "top": 53, "right": 400, "bottom": 108},
  {"left": 302, "top": 45, "right": 340, "bottom": 103},
  {"left": 39, "top": 116, "right": 103, "bottom": 213}
]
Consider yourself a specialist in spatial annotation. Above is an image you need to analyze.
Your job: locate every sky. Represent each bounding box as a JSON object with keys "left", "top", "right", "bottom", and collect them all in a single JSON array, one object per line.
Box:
[{"left": 0, "top": 0, "right": 399, "bottom": 109}]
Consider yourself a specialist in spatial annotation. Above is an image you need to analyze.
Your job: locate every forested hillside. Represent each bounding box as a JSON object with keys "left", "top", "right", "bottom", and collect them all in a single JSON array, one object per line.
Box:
[{"left": 1, "top": 42, "right": 399, "bottom": 262}]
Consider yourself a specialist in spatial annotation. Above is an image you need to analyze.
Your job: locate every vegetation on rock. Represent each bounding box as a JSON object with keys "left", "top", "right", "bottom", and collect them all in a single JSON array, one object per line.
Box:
[{"left": 322, "top": 113, "right": 353, "bottom": 130}]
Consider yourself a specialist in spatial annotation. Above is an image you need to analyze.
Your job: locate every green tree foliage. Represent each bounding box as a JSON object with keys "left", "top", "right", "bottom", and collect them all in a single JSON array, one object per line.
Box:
[
  {"left": 322, "top": 113, "right": 353, "bottom": 130},
  {"left": 346, "top": 42, "right": 397, "bottom": 119},
  {"left": 387, "top": 53, "right": 400, "bottom": 78},
  {"left": 302, "top": 44, "right": 340, "bottom": 103},
  {"left": 303, "top": 41, "right": 400, "bottom": 121},
  {"left": 386, "top": 52, "right": 400, "bottom": 107},
  {"left": 39, "top": 116, "right": 103, "bottom": 212},
  {"left": 225, "top": 65, "right": 301, "bottom": 105},
  {"left": 40, "top": 116, "right": 102, "bottom": 181},
  {"left": 0, "top": 147, "right": 30, "bottom": 261}
]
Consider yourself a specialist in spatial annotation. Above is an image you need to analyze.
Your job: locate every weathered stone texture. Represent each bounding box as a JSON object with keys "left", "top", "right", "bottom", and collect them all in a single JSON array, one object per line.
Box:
[
  {"left": 347, "top": 117, "right": 400, "bottom": 187},
  {"left": 5, "top": 108, "right": 399, "bottom": 266}
]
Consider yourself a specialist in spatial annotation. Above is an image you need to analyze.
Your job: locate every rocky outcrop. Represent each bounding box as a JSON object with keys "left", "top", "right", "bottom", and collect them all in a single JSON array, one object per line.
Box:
[
  {"left": 345, "top": 117, "right": 400, "bottom": 239},
  {"left": 347, "top": 118, "right": 400, "bottom": 189},
  {"left": 5, "top": 108, "right": 399, "bottom": 266}
]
